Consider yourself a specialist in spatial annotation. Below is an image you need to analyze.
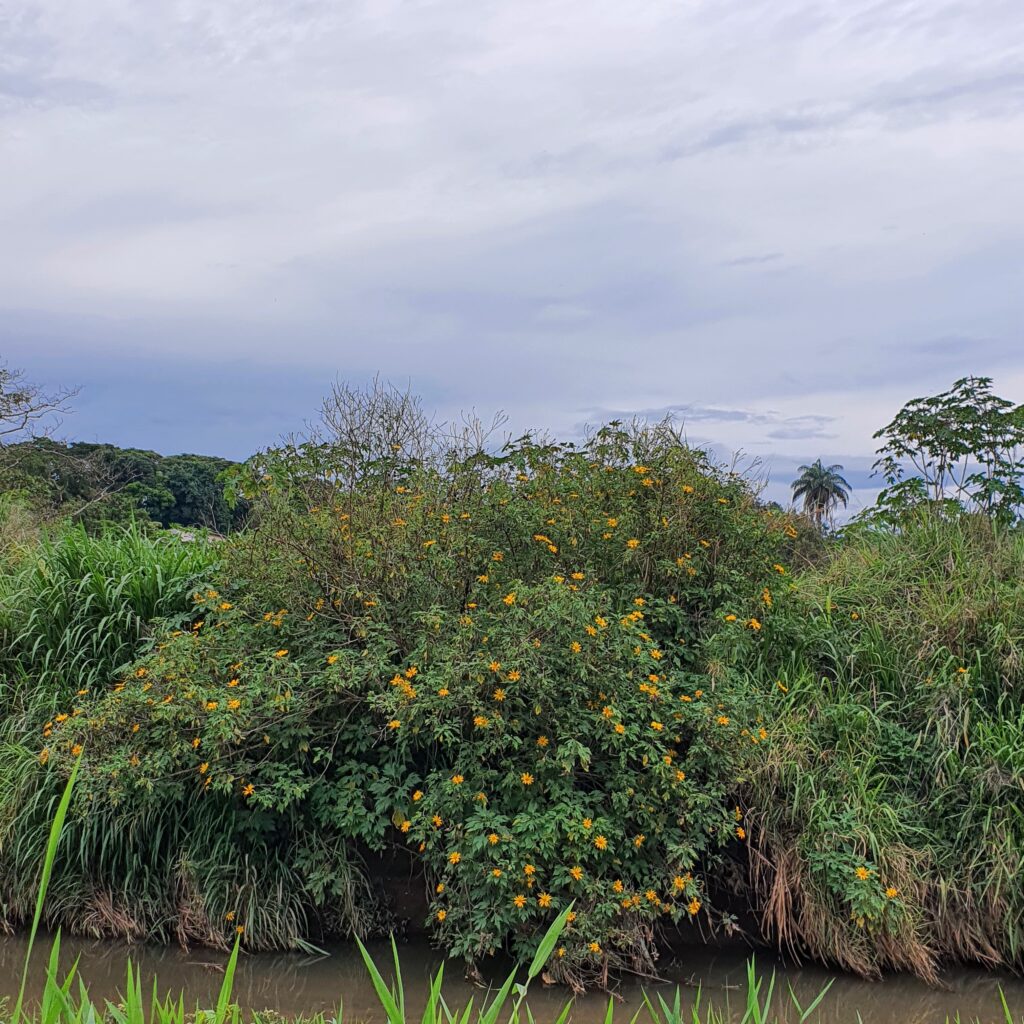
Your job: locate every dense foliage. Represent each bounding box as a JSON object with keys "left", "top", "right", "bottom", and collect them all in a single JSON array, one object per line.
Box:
[
  {"left": 30, "top": 417, "right": 793, "bottom": 987},
  {"left": 4, "top": 377, "right": 1024, "bottom": 991},
  {"left": 0, "top": 439, "right": 245, "bottom": 531}
]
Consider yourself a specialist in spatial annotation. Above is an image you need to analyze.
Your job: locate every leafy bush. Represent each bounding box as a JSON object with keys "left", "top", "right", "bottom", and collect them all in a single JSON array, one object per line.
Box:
[{"left": 46, "top": 409, "right": 792, "bottom": 985}]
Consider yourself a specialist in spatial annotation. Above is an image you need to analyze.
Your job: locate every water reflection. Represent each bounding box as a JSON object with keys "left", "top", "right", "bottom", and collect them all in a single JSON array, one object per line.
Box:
[{"left": 1, "top": 935, "right": 1023, "bottom": 1023}]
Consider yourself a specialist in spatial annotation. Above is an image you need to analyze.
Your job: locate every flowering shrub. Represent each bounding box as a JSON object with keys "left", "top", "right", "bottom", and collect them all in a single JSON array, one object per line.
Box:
[{"left": 46, "top": 421, "right": 792, "bottom": 986}]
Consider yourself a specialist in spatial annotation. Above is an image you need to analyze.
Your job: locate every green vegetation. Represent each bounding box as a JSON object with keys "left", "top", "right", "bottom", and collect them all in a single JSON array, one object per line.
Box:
[
  {"left": 1, "top": 375, "right": 1024, "bottom": 998},
  {"left": 3, "top": 773, "right": 1019, "bottom": 1024},
  {"left": 0, "top": 439, "right": 245, "bottom": 531}
]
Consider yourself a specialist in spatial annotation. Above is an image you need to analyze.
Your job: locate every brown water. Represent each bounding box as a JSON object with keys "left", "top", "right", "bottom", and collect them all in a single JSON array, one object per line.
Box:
[{"left": 1, "top": 934, "right": 1023, "bottom": 1024}]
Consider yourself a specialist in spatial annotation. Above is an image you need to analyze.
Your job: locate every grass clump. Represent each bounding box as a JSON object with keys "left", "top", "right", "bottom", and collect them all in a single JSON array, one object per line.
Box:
[{"left": 716, "top": 513, "right": 1024, "bottom": 979}]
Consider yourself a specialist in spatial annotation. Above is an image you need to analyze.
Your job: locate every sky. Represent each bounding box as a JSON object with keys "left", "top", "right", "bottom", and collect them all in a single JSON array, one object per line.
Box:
[{"left": 2, "top": 1, "right": 1023, "bottom": 514}]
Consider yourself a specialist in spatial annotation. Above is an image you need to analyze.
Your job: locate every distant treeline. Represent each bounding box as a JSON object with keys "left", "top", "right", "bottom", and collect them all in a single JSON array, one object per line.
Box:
[{"left": 0, "top": 439, "right": 246, "bottom": 532}]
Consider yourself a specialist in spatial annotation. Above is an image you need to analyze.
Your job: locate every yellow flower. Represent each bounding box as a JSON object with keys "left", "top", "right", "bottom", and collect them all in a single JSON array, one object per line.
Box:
[
  {"left": 633, "top": 834, "right": 646, "bottom": 848},
  {"left": 274, "top": 649, "right": 288, "bottom": 658},
  {"left": 556, "top": 946, "right": 566, "bottom": 958},
  {"left": 588, "top": 941, "right": 601, "bottom": 954},
  {"left": 716, "top": 715, "right": 730, "bottom": 726},
  {"left": 489, "top": 660, "right": 502, "bottom": 672},
  {"left": 687, "top": 898, "right": 701, "bottom": 915},
  {"left": 650, "top": 721, "right": 663, "bottom": 731},
  {"left": 736, "top": 826, "right": 746, "bottom": 840},
  {"left": 228, "top": 699, "right": 241, "bottom": 710},
  {"left": 492, "top": 551, "right": 504, "bottom": 561},
  {"left": 492, "top": 868, "right": 503, "bottom": 877},
  {"left": 503, "top": 592, "right": 516, "bottom": 606},
  {"left": 436, "top": 909, "right": 447, "bottom": 921},
  {"left": 626, "top": 539, "right": 640, "bottom": 549},
  {"left": 493, "top": 688, "right": 506, "bottom": 702},
  {"left": 747, "top": 618, "right": 762, "bottom": 631},
  {"left": 38, "top": 748, "right": 49, "bottom": 765},
  {"left": 506, "top": 670, "right": 521, "bottom": 682},
  {"left": 614, "top": 723, "right": 625, "bottom": 734},
  {"left": 448, "top": 851, "right": 461, "bottom": 865},
  {"left": 570, "top": 641, "right": 582, "bottom": 653},
  {"left": 451, "top": 774, "right": 464, "bottom": 785},
  {"left": 582, "top": 817, "right": 592, "bottom": 829},
  {"left": 227, "top": 678, "right": 239, "bottom": 687},
  {"left": 474, "top": 715, "right": 489, "bottom": 727},
  {"left": 432, "top": 815, "right": 443, "bottom": 826},
  {"left": 242, "top": 783, "right": 255, "bottom": 797},
  {"left": 387, "top": 719, "right": 402, "bottom": 730},
  {"left": 413, "top": 790, "right": 424, "bottom": 801},
  {"left": 855, "top": 866, "right": 871, "bottom": 880},
  {"left": 521, "top": 772, "right": 534, "bottom": 785},
  {"left": 724, "top": 614, "right": 737, "bottom": 623},
  {"left": 327, "top": 654, "right": 339, "bottom": 665},
  {"left": 885, "top": 886, "right": 899, "bottom": 899},
  {"left": 199, "top": 762, "right": 210, "bottom": 774},
  {"left": 191, "top": 737, "right": 201, "bottom": 749},
  {"left": 613, "top": 879, "right": 624, "bottom": 893},
  {"left": 513, "top": 894, "right": 527, "bottom": 909},
  {"left": 594, "top": 835, "right": 608, "bottom": 850},
  {"left": 488, "top": 833, "right": 500, "bottom": 845},
  {"left": 569, "top": 865, "right": 583, "bottom": 881},
  {"left": 536, "top": 735, "right": 549, "bottom": 747},
  {"left": 438, "top": 687, "right": 450, "bottom": 697},
  {"left": 225, "top": 911, "right": 235, "bottom": 922},
  {"left": 538, "top": 892, "right": 552, "bottom": 908}
]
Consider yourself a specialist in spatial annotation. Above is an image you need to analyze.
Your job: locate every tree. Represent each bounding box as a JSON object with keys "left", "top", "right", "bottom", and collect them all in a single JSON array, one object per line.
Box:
[
  {"left": 871, "top": 376, "right": 1024, "bottom": 524},
  {"left": 791, "top": 459, "right": 852, "bottom": 528},
  {"left": 0, "top": 363, "right": 77, "bottom": 447}
]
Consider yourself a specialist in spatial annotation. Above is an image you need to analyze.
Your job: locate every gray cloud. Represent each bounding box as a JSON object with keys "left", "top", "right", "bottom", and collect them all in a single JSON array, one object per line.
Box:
[{"left": 0, "top": 0, "right": 1021, "bottom": 482}]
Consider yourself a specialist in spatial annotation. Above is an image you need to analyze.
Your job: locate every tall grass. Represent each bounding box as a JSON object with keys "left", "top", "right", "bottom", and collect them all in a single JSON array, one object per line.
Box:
[
  {"left": 0, "top": 523, "right": 216, "bottom": 934},
  {"left": 735, "top": 514, "right": 1024, "bottom": 980}
]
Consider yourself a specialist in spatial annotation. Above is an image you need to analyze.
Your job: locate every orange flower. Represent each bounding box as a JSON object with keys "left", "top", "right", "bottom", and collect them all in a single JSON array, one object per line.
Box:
[
  {"left": 513, "top": 894, "right": 527, "bottom": 908},
  {"left": 274, "top": 649, "right": 288, "bottom": 658},
  {"left": 521, "top": 772, "right": 534, "bottom": 785},
  {"left": 538, "top": 892, "right": 552, "bottom": 908},
  {"left": 448, "top": 851, "right": 461, "bottom": 865},
  {"left": 594, "top": 835, "right": 608, "bottom": 850},
  {"left": 569, "top": 865, "right": 583, "bottom": 881}
]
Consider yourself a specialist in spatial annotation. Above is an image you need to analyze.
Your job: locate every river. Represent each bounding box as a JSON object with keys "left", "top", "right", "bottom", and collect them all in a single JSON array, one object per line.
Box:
[{"left": 1, "top": 934, "right": 1022, "bottom": 1023}]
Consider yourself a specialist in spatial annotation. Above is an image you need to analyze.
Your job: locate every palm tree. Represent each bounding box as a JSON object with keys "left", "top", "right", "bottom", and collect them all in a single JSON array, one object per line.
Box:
[{"left": 791, "top": 459, "right": 851, "bottom": 528}]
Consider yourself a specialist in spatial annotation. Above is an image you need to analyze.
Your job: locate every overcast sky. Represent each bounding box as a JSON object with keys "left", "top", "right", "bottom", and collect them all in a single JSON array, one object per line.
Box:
[{"left": 3, "top": 1, "right": 1023, "bottom": 512}]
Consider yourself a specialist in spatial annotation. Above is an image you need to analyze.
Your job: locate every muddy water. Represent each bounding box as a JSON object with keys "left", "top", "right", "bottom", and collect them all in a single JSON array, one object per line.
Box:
[{"left": 1, "top": 935, "right": 1023, "bottom": 1024}]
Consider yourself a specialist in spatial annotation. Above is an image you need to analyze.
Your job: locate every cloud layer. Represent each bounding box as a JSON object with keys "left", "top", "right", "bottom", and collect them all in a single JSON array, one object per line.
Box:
[{"left": 2, "top": 0, "right": 1023, "bottom": 512}]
